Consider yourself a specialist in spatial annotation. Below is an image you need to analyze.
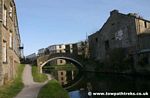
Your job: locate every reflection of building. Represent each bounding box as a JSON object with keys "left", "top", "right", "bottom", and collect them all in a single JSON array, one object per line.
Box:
[
  {"left": 0, "top": 0, "right": 22, "bottom": 85},
  {"left": 67, "top": 70, "right": 75, "bottom": 80},
  {"left": 57, "top": 70, "right": 75, "bottom": 85},
  {"left": 58, "top": 70, "right": 67, "bottom": 85},
  {"left": 89, "top": 10, "right": 150, "bottom": 65}
]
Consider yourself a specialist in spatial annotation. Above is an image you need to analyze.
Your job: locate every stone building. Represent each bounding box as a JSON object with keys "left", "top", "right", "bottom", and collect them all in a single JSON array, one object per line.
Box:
[
  {"left": 89, "top": 10, "right": 150, "bottom": 65},
  {"left": 47, "top": 44, "right": 66, "bottom": 65},
  {"left": 37, "top": 48, "right": 45, "bottom": 56},
  {"left": 0, "top": 0, "right": 21, "bottom": 85},
  {"left": 26, "top": 53, "right": 37, "bottom": 64},
  {"left": 65, "top": 42, "right": 82, "bottom": 55},
  {"left": 46, "top": 42, "right": 87, "bottom": 65},
  {"left": 137, "top": 31, "right": 150, "bottom": 66}
]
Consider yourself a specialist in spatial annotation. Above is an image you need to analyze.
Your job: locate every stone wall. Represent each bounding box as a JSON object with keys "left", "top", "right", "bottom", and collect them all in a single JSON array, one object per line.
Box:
[
  {"left": 0, "top": 0, "right": 21, "bottom": 85},
  {"left": 89, "top": 10, "right": 150, "bottom": 64}
]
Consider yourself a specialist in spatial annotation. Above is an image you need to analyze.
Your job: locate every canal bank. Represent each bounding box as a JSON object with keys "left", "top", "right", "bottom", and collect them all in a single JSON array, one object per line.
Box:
[
  {"left": 47, "top": 67, "right": 150, "bottom": 98},
  {"left": 38, "top": 79, "right": 70, "bottom": 98},
  {"left": 69, "top": 72, "right": 150, "bottom": 98},
  {"left": 39, "top": 57, "right": 150, "bottom": 98},
  {"left": 15, "top": 65, "right": 47, "bottom": 98},
  {"left": 30, "top": 65, "right": 70, "bottom": 98}
]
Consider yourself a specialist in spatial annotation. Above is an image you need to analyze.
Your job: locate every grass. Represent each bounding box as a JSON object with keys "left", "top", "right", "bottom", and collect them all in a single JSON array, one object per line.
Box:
[
  {"left": 38, "top": 79, "right": 70, "bottom": 98},
  {"left": 32, "top": 66, "right": 48, "bottom": 82},
  {"left": 0, "top": 64, "right": 25, "bottom": 98}
]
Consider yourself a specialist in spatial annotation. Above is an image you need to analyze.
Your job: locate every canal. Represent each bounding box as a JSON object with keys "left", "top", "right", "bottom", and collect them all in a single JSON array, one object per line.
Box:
[{"left": 43, "top": 65, "right": 150, "bottom": 98}]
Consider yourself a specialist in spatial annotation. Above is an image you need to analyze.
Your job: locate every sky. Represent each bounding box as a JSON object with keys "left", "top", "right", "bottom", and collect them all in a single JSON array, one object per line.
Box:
[{"left": 15, "top": 0, "right": 150, "bottom": 56}]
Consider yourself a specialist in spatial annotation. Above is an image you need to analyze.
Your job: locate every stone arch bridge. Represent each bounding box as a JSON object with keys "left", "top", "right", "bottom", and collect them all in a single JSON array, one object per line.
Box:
[{"left": 37, "top": 53, "right": 84, "bottom": 73}]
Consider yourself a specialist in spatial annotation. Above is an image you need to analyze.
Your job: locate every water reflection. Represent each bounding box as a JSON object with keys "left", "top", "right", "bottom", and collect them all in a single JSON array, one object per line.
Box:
[
  {"left": 56, "top": 70, "right": 77, "bottom": 85},
  {"left": 43, "top": 64, "right": 79, "bottom": 86},
  {"left": 43, "top": 65, "right": 150, "bottom": 98},
  {"left": 68, "top": 72, "right": 150, "bottom": 98}
]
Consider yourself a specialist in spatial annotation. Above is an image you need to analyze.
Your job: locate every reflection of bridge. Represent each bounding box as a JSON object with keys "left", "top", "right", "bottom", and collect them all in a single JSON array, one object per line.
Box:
[{"left": 37, "top": 53, "right": 84, "bottom": 73}]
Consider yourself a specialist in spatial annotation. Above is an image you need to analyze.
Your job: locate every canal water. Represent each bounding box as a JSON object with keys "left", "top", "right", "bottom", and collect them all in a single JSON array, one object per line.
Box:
[{"left": 44, "top": 66, "right": 150, "bottom": 98}]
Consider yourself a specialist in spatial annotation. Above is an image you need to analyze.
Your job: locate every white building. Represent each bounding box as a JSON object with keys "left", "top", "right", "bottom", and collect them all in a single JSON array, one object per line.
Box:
[{"left": 47, "top": 44, "right": 66, "bottom": 65}]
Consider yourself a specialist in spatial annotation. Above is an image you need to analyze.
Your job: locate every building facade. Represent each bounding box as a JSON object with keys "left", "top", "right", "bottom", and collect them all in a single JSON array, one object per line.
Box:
[
  {"left": 26, "top": 53, "right": 37, "bottom": 64},
  {"left": 89, "top": 10, "right": 150, "bottom": 65},
  {"left": 37, "top": 48, "right": 45, "bottom": 56},
  {"left": 46, "top": 42, "right": 87, "bottom": 65},
  {"left": 47, "top": 44, "right": 66, "bottom": 65},
  {"left": 0, "top": 0, "right": 21, "bottom": 85}
]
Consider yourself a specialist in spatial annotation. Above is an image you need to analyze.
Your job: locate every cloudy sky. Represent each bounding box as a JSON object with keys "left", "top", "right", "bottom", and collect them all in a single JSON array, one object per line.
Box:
[{"left": 15, "top": 0, "right": 150, "bottom": 56}]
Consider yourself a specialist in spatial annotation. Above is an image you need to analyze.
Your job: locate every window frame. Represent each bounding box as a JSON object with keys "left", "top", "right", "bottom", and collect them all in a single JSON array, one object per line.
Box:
[
  {"left": 9, "top": 3, "right": 13, "bottom": 19},
  {"left": 2, "top": 40, "right": 7, "bottom": 63},
  {"left": 3, "top": 5, "right": 7, "bottom": 27},
  {"left": 9, "top": 32, "right": 13, "bottom": 48}
]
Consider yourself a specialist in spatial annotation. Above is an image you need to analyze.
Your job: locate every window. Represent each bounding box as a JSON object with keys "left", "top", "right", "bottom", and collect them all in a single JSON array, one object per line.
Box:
[
  {"left": 95, "top": 37, "right": 98, "bottom": 43},
  {"left": 105, "top": 40, "right": 109, "bottom": 51},
  {"left": 2, "top": 41, "right": 7, "bottom": 63},
  {"left": 9, "top": 32, "right": 13, "bottom": 48},
  {"left": 60, "top": 60, "right": 63, "bottom": 63},
  {"left": 144, "top": 21, "right": 147, "bottom": 28},
  {"left": 9, "top": 4, "right": 13, "bottom": 18},
  {"left": 59, "top": 45, "right": 61, "bottom": 48},
  {"left": 61, "top": 72, "right": 63, "bottom": 75},
  {"left": 111, "top": 23, "right": 115, "bottom": 26},
  {"left": 3, "top": 6, "right": 7, "bottom": 26}
]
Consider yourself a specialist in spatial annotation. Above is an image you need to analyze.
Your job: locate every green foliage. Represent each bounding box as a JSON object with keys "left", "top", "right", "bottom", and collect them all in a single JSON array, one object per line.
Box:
[
  {"left": 38, "top": 79, "right": 70, "bottom": 98},
  {"left": 32, "top": 66, "right": 48, "bottom": 82},
  {"left": 0, "top": 64, "right": 25, "bottom": 98}
]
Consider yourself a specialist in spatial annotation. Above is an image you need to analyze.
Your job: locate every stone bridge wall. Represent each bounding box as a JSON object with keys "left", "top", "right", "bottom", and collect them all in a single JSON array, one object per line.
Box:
[
  {"left": 37, "top": 53, "right": 97, "bottom": 73},
  {"left": 37, "top": 53, "right": 78, "bottom": 66},
  {"left": 37, "top": 53, "right": 85, "bottom": 73}
]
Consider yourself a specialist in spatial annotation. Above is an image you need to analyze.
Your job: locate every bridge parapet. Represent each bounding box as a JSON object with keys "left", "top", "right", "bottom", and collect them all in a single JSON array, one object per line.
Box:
[
  {"left": 37, "top": 53, "right": 84, "bottom": 72},
  {"left": 37, "top": 53, "right": 81, "bottom": 66},
  {"left": 37, "top": 55, "right": 49, "bottom": 66}
]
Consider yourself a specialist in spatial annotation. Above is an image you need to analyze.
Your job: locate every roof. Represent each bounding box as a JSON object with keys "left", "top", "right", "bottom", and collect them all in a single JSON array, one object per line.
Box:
[{"left": 88, "top": 10, "right": 150, "bottom": 38}]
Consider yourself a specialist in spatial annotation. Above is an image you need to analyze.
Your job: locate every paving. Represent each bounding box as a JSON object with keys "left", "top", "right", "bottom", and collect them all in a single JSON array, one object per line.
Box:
[{"left": 14, "top": 64, "right": 50, "bottom": 98}]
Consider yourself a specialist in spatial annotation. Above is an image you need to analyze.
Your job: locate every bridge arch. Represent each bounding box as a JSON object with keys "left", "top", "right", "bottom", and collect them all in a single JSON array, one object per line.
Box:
[{"left": 39, "top": 56, "right": 83, "bottom": 73}]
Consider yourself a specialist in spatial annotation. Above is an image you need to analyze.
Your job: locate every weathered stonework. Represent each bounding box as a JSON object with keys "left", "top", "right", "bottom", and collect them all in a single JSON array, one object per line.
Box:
[
  {"left": 89, "top": 10, "right": 150, "bottom": 65},
  {"left": 0, "top": 0, "right": 21, "bottom": 85}
]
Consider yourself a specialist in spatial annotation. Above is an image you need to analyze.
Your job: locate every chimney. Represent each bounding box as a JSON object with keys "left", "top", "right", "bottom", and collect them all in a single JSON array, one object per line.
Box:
[{"left": 110, "top": 9, "right": 119, "bottom": 16}]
